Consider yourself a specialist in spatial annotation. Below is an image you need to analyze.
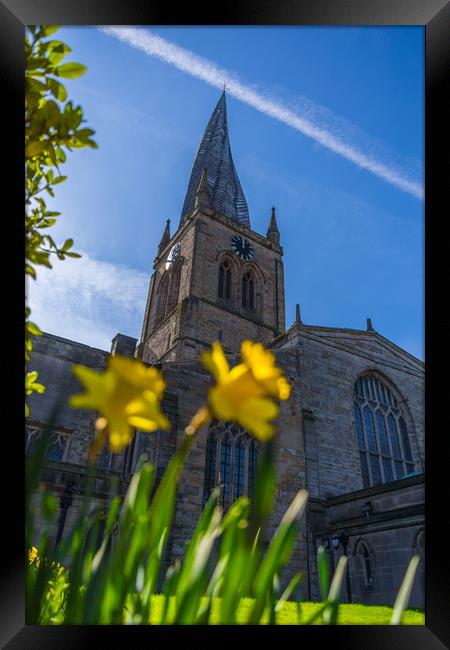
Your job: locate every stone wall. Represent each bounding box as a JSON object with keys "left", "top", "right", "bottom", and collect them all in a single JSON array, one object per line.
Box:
[
  {"left": 27, "top": 333, "right": 109, "bottom": 466},
  {"left": 275, "top": 324, "right": 425, "bottom": 499},
  {"left": 308, "top": 475, "right": 425, "bottom": 608}
]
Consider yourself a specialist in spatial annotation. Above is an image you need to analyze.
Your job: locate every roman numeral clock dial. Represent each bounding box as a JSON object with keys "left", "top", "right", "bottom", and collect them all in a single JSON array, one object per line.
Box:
[{"left": 230, "top": 235, "right": 255, "bottom": 261}]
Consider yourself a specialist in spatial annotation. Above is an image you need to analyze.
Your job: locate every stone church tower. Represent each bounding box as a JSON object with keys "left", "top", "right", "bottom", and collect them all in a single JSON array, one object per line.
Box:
[{"left": 138, "top": 91, "right": 285, "bottom": 364}]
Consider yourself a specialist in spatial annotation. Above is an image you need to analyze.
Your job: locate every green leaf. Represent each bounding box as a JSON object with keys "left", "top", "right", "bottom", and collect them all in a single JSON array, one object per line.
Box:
[
  {"left": 40, "top": 25, "right": 60, "bottom": 37},
  {"left": 53, "top": 175, "right": 67, "bottom": 185},
  {"left": 56, "top": 147, "right": 66, "bottom": 162},
  {"left": 25, "top": 263, "right": 37, "bottom": 279},
  {"left": 75, "top": 128, "right": 95, "bottom": 138},
  {"left": 39, "top": 218, "right": 58, "bottom": 228},
  {"left": 47, "top": 40, "right": 71, "bottom": 54},
  {"left": 55, "top": 62, "right": 87, "bottom": 79},
  {"left": 26, "top": 77, "right": 47, "bottom": 93},
  {"left": 26, "top": 320, "right": 43, "bottom": 336},
  {"left": 48, "top": 77, "right": 67, "bottom": 101},
  {"left": 25, "top": 141, "right": 47, "bottom": 158},
  {"left": 48, "top": 45, "right": 68, "bottom": 66},
  {"left": 61, "top": 238, "right": 74, "bottom": 251}
]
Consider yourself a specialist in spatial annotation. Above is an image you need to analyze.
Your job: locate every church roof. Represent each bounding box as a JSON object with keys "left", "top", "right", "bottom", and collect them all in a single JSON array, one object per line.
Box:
[{"left": 179, "top": 91, "right": 250, "bottom": 228}]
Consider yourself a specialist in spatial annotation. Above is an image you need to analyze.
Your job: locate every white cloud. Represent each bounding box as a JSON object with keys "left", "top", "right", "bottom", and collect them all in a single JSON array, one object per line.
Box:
[
  {"left": 100, "top": 26, "right": 423, "bottom": 200},
  {"left": 27, "top": 252, "right": 149, "bottom": 350}
]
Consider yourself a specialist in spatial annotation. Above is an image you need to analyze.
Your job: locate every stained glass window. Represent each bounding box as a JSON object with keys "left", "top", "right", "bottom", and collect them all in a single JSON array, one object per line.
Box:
[
  {"left": 203, "top": 420, "right": 258, "bottom": 508},
  {"left": 354, "top": 374, "right": 414, "bottom": 487},
  {"left": 25, "top": 425, "right": 70, "bottom": 462}
]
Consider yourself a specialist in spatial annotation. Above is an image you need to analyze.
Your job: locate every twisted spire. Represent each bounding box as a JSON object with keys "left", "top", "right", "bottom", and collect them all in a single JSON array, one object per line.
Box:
[{"left": 179, "top": 91, "right": 250, "bottom": 228}]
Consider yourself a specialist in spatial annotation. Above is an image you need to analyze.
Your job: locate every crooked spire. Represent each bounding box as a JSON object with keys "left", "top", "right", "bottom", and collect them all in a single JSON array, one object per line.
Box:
[{"left": 179, "top": 91, "right": 250, "bottom": 228}]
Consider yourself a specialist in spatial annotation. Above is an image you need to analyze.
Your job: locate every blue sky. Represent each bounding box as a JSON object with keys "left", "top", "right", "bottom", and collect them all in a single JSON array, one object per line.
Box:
[{"left": 28, "top": 26, "right": 424, "bottom": 360}]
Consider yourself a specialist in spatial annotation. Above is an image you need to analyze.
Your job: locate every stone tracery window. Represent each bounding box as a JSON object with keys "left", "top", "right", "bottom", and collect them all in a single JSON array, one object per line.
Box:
[
  {"left": 203, "top": 420, "right": 258, "bottom": 508},
  {"left": 354, "top": 373, "right": 415, "bottom": 488},
  {"left": 25, "top": 424, "right": 70, "bottom": 462},
  {"left": 218, "top": 260, "right": 232, "bottom": 300}
]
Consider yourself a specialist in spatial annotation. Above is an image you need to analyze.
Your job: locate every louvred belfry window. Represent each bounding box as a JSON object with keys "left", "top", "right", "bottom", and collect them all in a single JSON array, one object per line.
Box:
[
  {"left": 353, "top": 373, "right": 415, "bottom": 488},
  {"left": 241, "top": 272, "right": 254, "bottom": 310},
  {"left": 155, "top": 273, "right": 169, "bottom": 327},
  {"left": 218, "top": 261, "right": 232, "bottom": 299}
]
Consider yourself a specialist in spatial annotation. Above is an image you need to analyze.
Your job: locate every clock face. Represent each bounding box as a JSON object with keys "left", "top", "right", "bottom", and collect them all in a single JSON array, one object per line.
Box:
[
  {"left": 165, "top": 242, "right": 181, "bottom": 269},
  {"left": 230, "top": 235, "right": 255, "bottom": 262}
]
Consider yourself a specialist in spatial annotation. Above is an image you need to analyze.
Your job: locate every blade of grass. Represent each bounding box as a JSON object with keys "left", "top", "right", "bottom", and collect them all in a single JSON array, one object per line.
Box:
[
  {"left": 317, "top": 544, "right": 330, "bottom": 601},
  {"left": 174, "top": 508, "right": 222, "bottom": 623},
  {"left": 390, "top": 555, "right": 420, "bottom": 625},
  {"left": 275, "top": 572, "right": 302, "bottom": 612},
  {"left": 215, "top": 498, "right": 253, "bottom": 624},
  {"left": 322, "top": 555, "right": 348, "bottom": 624},
  {"left": 247, "top": 489, "right": 308, "bottom": 624}
]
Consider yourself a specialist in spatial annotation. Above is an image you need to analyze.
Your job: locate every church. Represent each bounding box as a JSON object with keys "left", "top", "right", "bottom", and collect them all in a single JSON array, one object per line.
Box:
[{"left": 27, "top": 91, "right": 425, "bottom": 609}]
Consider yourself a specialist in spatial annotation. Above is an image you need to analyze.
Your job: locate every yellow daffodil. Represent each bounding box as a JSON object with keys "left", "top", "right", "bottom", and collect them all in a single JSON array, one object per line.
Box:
[
  {"left": 240, "top": 340, "right": 291, "bottom": 400},
  {"left": 28, "top": 546, "right": 40, "bottom": 565},
  {"left": 70, "top": 355, "right": 170, "bottom": 454},
  {"left": 200, "top": 340, "right": 291, "bottom": 441}
]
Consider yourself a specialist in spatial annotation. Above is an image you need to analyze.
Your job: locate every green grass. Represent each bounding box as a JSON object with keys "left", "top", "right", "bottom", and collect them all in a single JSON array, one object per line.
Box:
[
  {"left": 28, "top": 428, "right": 423, "bottom": 625},
  {"left": 143, "top": 595, "right": 425, "bottom": 625}
]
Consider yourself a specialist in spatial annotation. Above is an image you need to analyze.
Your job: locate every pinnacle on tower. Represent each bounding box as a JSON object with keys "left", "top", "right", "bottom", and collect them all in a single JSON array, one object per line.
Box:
[
  {"left": 294, "top": 303, "right": 303, "bottom": 325},
  {"left": 266, "top": 206, "right": 280, "bottom": 245},
  {"left": 179, "top": 91, "right": 250, "bottom": 228},
  {"left": 194, "top": 168, "right": 212, "bottom": 209},
  {"left": 366, "top": 318, "right": 374, "bottom": 332},
  {"left": 157, "top": 219, "right": 171, "bottom": 257}
]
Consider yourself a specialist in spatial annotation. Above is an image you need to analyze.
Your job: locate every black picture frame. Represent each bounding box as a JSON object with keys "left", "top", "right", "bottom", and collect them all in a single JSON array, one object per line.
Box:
[{"left": 4, "top": 0, "right": 448, "bottom": 647}]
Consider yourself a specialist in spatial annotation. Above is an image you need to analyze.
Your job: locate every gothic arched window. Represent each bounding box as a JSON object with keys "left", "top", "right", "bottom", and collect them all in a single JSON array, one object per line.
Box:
[
  {"left": 155, "top": 273, "right": 169, "bottom": 327},
  {"left": 26, "top": 425, "right": 70, "bottom": 462},
  {"left": 356, "top": 541, "right": 373, "bottom": 586},
  {"left": 218, "top": 260, "right": 232, "bottom": 300},
  {"left": 241, "top": 272, "right": 255, "bottom": 310},
  {"left": 354, "top": 373, "right": 415, "bottom": 488},
  {"left": 203, "top": 420, "right": 258, "bottom": 509}
]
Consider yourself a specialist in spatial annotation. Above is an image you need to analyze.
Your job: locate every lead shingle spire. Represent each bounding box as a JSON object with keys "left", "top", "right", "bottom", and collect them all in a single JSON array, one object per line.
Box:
[{"left": 179, "top": 91, "right": 250, "bottom": 228}]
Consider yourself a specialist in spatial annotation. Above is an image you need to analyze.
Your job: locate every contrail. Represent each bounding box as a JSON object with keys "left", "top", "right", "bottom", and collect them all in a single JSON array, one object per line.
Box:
[{"left": 100, "top": 26, "right": 423, "bottom": 200}]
